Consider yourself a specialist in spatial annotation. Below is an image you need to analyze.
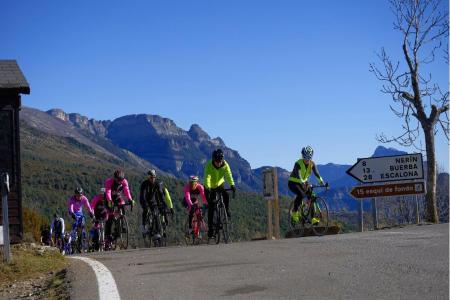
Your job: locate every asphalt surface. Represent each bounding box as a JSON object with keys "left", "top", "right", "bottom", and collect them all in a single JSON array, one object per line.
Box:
[{"left": 70, "top": 224, "right": 449, "bottom": 299}]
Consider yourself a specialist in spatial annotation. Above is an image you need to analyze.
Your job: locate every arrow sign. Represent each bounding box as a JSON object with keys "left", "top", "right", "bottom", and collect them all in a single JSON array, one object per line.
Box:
[
  {"left": 350, "top": 182, "right": 425, "bottom": 199},
  {"left": 346, "top": 153, "right": 424, "bottom": 183}
]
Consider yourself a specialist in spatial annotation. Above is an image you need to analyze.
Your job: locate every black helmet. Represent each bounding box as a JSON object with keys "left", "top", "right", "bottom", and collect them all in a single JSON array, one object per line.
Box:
[
  {"left": 114, "top": 169, "right": 125, "bottom": 181},
  {"left": 147, "top": 169, "right": 157, "bottom": 177},
  {"left": 74, "top": 187, "right": 84, "bottom": 195},
  {"left": 212, "top": 149, "right": 224, "bottom": 162}
]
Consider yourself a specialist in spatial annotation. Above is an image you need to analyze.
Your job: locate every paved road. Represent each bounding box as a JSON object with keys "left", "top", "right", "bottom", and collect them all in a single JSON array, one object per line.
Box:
[{"left": 70, "top": 224, "right": 449, "bottom": 299}]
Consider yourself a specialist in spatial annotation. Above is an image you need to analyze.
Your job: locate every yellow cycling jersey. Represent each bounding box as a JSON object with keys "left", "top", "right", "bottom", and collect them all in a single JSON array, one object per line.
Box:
[
  {"left": 204, "top": 160, "right": 235, "bottom": 189},
  {"left": 288, "top": 159, "right": 323, "bottom": 184}
]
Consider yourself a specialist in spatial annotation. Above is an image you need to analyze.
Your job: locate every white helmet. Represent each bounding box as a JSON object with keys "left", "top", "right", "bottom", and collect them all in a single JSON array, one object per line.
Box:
[{"left": 301, "top": 146, "right": 314, "bottom": 160}]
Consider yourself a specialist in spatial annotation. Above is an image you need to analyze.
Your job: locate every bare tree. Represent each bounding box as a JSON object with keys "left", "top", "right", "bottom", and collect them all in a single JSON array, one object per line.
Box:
[{"left": 370, "top": 0, "right": 449, "bottom": 223}]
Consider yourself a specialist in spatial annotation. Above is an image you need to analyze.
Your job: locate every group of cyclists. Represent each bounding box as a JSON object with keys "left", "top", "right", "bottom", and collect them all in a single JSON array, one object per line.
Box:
[{"left": 48, "top": 145, "right": 328, "bottom": 251}]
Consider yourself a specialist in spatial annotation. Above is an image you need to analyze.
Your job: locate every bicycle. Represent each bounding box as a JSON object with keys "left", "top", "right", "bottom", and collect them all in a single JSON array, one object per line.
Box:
[
  {"left": 288, "top": 184, "right": 330, "bottom": 236},
  {"left": 52, "top": 233, "right": 64, "bottom": 254},
  {"left": 89, "top": 218, "right": 106, "bottom": 252},
  {"left": 70, "top": 214, "right": 88, "bottom": 254},
  {"left": 208, "top": 188, "right": 233, "bottom": 245},
  {"left": 109, "top": 201, "right": 132, "bottom": 250},
  {"left": 184, "top": 201, "right": 207, "bottom": 246},
  {"left": 62, "top": 233, "right": 73, "bottom": 256},
  {"left": 143, "top": 204, "right": 169, "bottom": 247}
]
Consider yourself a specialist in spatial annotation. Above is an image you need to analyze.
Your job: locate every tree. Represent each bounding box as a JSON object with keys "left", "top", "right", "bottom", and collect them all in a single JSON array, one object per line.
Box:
[{"left": 370, "top": 0, "right": 449, "bottom": 223}]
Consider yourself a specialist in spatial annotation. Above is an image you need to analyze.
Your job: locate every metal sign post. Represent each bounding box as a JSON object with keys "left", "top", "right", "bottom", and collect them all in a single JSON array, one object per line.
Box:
[
  {"left": 372, "top": 198, "right": 378, "bottom": 230},
  {"left": 1, "top": 172, "right": 11, "bottom": 263},
  {"left": 263, "top": 168, "right": 280, "bottom": 240}
]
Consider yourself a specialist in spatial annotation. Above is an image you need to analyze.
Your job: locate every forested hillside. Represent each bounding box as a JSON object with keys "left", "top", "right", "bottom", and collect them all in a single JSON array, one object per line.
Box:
[{"left": 20, "top": 122, "right": 280, "bottom": 246}]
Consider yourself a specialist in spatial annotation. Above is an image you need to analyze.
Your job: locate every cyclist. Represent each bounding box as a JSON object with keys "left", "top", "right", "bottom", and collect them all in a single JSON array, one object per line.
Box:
[
  {"left": 50, "top": 212, "right": 65, "bottom": 249},
  {"left": 183, "top": 175, "right": 208, "bottom": 234},
  {"left": 288, "top": 146, "right": 327, "bottom": 225},
  {"left": 91, "top": 188, "right": 109, "bottom": 221},
  {"left": 139, "top": 169, "right": 174, "bottom": 237},
  {"left": 104, "top": 170, "right": 134, "bottom": 242},
  {"left": 67, "top": 187, "right": 94, "bottom": 237},
  {"left": 40, "top": 226, "right": 51, "bottom": 246},
  {"left": 90, "top": 188, "right": 109, "bottom": 249},
  {"left": 204, "top": 148, "right": 236, "bottom": 239}
]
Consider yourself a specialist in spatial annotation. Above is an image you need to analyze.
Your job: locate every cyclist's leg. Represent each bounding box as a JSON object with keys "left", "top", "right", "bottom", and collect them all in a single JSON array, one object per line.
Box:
[
  {"left": 288, "top": 182, "right": 306, "bottom": 223},
  {"left": 105, "top": 217, "right": 113, "bottom": 241},
  {"left": 207, "top": 189, "right": 217, "bottom": 238},
  {"left": 140, "top": 198, "right": 149, "bottom": 232},
  {"left": 288, "top": 181, "right": 305, "bottom": 212},
  {"left": 188, "top": 208, "right": 194, "bottom": 230},
  {"left": 221, "top": 188, "right": 231, "bottom": 218}
]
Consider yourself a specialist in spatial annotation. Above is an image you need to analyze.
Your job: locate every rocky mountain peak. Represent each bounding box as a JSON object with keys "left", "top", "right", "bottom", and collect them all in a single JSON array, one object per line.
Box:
[
  {"left": 47, "top": 109, "right": 68, "bottom": 122},
  {"left": 46, "top": 108, "right": 109, "bottom": 137},
  {"left": 211, "top": 137, "right": 226, "bottom": 147},
  {"left": 372, "top": 146, "right": 408, "bottom": 157},
  {"left": 144, "top": 115, "right": 188, "bottom": 137},
  {"left": 188, "top": 124, "right": 211, "bottom": 142}
]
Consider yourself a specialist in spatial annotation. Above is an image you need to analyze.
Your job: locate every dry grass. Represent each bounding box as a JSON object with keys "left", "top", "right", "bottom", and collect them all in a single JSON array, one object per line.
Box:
[{"left": 0, "top": 243, "right": 67, "bottom": 285}]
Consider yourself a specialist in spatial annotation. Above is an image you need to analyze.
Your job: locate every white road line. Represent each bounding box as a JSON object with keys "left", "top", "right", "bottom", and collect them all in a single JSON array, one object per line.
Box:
[{"left": 71, "top": 256, "right": 121, "bottom": 300}]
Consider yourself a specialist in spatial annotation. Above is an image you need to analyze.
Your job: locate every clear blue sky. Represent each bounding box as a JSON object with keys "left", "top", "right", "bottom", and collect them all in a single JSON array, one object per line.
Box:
[{"left": 1, "top": 0, "right": 448, "bottom": 171}]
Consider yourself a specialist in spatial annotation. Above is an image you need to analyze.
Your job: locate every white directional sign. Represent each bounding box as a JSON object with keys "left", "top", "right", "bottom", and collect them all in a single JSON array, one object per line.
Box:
[{"left": 346, "top": 153, "right": 424, "bottom": 183}]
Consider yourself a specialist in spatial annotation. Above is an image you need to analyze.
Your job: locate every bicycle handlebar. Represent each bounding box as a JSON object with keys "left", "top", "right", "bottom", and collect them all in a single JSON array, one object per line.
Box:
[{"left": 310, "top": 184, "right": 330, "bottom": 190}]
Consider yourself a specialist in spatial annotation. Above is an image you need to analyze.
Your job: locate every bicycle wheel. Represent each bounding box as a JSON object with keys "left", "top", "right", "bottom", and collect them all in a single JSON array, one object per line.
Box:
[
  {"left": 152, "top": 213, "right": 163, "bottom": 247},
  {"left": 220, "top": 207, "right": 230, "bottom": 244},
  {"left": 311, "top": 197, "right": 329, "bottom": 236},
  {"left": 142, "top": 214, "right": 152, "bottom": 248},
  {"left": 184, "top": 217, "right": 193, "bottom": 246},
  {"left": 115, "top": 216, "right": 129, "bottom": 249},
  {"left": 213, "top": 207, "right": 221, "bottom": 244}
]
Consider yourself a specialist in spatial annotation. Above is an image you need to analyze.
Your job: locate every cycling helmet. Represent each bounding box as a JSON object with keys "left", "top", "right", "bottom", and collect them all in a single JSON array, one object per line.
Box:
[
  {"left": 147, "top": 169, "right": 157, "bottom": 177},
  {"left": 189, "top": 175, "right": 199, "bottom": 182},
  {"left": 301, "top": 146, "right": 314, "bottom": 160},
  {"left": 114, "top": 170, "right": 125, "bottom": 181},
  {"left": 100, "top": 187, "right": 106, "bottom": 193},
  {"left": 74, "top": 187, "right": 84, "bottom": 195},
  {"left": 212, "top": 149, "right": 224, "bottom": 162}
]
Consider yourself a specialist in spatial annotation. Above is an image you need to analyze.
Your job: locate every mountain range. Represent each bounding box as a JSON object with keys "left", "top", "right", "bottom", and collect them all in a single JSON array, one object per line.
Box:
[{"left": 20, "top": 106, "right": 448, "bottom": 215}]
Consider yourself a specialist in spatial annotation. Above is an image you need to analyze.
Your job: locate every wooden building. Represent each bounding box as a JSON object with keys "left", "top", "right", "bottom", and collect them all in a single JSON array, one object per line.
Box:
[{"left": 0, "top": 60, "right": 30, "bottom": 243}]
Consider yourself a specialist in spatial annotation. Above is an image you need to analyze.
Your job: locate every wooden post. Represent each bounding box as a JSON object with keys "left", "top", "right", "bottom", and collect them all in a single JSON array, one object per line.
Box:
[
  {"left": 371, "top": 198, "right": 378, "bottom": 230},
  {"left": 267, "top": 200, "right": 273, "bottom": 240},
  {"left": 263, "top": 168, "right": 280, "bottom": 240},
  {"left": 273, "top": 168, "right": 280, "bottom": 239},
  {"left": 1, "top": 172, "right": 11, "bottom": 263}
]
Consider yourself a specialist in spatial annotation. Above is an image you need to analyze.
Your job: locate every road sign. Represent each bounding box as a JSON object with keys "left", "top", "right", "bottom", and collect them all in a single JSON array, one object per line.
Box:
[
  {"left": 346, "top": 153, "right": 423, "bottom": 183},
  {"left": 350, "top": 181, "right": 425, "bottom": 199}
]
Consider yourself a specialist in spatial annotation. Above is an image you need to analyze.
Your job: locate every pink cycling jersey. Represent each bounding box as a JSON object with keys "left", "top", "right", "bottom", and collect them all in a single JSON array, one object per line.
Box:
[
  {"left": 91, "top": 194, "right": 112, "bottom": 211},
  {"left": 68, "top": 195, "right": 94, "bottom": 215},
  {"left": 183, "top": 183, "right": 207, "bottom": 210},
  {"left": 105, "top": 178, "right": 132, "bottom": 205}
]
